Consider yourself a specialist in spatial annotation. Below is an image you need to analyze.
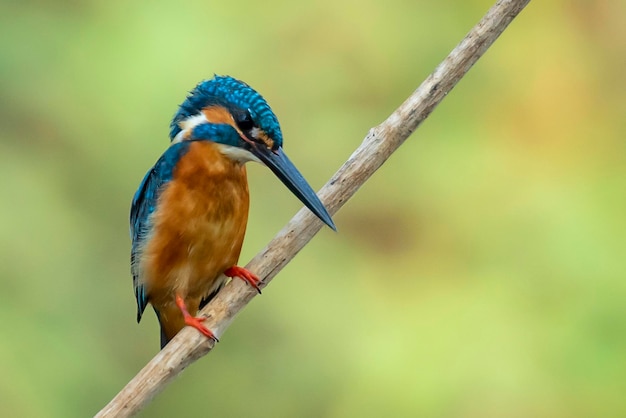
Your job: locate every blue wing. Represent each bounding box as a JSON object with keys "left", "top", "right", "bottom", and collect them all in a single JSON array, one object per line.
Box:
[{"left": 130, "top": 142, "right": 191, "bottom": 322}]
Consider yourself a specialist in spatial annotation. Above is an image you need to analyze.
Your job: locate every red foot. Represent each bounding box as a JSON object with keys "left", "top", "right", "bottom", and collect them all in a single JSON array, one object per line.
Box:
[
  {"left": 175, "top": 295, "right": 219, "bottom": 342},
  {"left": 224, "top": 266, "right": 263, "bottom": 294}
]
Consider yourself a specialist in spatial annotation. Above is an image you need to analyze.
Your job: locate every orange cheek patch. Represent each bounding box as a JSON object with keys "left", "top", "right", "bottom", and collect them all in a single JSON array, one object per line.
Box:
[
  {"left": 202, "top": 105, "right": 246, "bottom": 138},
  {"left": 256, "top": 130, "right": 275, "bottom": 149},
  {"left": 202, "top": 106, "right": 236, "bottom": 127}
]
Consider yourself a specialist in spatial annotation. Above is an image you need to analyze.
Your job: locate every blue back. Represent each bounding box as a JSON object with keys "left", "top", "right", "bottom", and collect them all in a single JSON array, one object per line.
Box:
[
  {"left": 130, "top": 141, "right": 192, "bottom": 321},
  {"left": 169, "top": 75, "right": 283, "bottom": 147}
]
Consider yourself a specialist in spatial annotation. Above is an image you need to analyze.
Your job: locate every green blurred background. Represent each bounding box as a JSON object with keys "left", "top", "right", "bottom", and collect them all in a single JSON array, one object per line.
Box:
[{"left": 2, "top": 0, "right": 625, "bottom": 416}]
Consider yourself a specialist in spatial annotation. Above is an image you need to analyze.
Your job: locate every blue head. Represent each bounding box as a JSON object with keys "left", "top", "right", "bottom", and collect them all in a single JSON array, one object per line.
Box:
[
  {"left": 169, "top": 75, "right": 335, "bottom": 230},
  {"left": 170, "top": 75, "right": 282, "bottom": 148}
]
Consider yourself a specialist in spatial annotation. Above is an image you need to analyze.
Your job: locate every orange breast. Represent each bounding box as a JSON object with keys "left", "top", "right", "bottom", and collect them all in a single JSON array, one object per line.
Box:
[{"left": 141, "top": 141, "right": 250, "bottom": 315}]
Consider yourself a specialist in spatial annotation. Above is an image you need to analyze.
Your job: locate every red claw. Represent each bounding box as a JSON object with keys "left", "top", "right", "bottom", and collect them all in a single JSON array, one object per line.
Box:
[
  {"left": 175, "top": 295, "right": 219, "bottom": 342},
  {"left": 224, "top": 266, "right": 263, "bottom": 293}
]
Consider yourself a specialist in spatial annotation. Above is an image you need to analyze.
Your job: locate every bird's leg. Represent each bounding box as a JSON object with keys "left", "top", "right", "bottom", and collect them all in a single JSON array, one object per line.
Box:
[
  {"left": 175, "top": 294, "right": 219, "bottom": 342},
  {"left": 224, "top": 266, "right": 262, "bottom": 294}
]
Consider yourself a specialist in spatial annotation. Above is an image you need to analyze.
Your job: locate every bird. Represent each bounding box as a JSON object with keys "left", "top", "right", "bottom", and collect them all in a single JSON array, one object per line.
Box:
[{"left": 130, "top": 75, "right": 335, "bottom": 348}]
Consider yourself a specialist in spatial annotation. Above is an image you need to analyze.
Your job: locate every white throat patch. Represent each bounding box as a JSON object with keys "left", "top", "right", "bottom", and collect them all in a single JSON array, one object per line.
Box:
[{"left": 215, "top": 144, "right": 261, "bottom": 164}]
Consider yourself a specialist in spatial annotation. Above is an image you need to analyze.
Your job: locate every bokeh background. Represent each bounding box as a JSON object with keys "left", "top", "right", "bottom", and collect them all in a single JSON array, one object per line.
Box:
[{"left": 2, "top": 0, "right": 625, "bottom": 416}]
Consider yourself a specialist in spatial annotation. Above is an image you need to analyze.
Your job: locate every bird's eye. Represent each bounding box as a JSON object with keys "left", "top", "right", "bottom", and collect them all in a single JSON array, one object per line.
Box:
[{"left": 236, "top": 109, "right": 254, "bottom": 131}]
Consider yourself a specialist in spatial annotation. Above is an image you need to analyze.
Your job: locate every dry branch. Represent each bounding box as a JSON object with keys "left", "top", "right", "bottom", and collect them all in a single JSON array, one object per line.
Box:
[{"left": 95, "top": 0, "right": 531, "bottom": 416}]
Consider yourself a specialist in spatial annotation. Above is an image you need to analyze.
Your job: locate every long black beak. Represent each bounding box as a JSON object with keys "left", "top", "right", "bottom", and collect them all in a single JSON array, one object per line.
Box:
[{"left": 249, "top": 144, "right": 336, "bottom": 231}]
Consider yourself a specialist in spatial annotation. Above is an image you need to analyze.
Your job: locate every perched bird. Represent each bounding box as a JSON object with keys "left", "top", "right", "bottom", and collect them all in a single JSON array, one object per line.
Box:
[{"left": 130, "top": 75, "right": 335, "bottom": 348}]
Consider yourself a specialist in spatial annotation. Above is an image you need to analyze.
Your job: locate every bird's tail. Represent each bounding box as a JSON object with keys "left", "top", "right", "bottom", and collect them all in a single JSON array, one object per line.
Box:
[
  {"left": 154, "top": 306, "right": 185, "bottom": 349},
  {"left": 159, "top": 325, "right": 168, "bottom": 349}
]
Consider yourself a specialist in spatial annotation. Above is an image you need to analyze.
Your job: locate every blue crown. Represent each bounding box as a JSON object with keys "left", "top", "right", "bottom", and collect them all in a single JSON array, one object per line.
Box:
[{"left": 169, "top": 75, "right": 283, "bottom": 147}]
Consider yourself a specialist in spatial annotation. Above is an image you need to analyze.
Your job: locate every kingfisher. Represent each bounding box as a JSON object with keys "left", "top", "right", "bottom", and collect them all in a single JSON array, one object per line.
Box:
[{"left": 130, "top": 75, "right": 335, "bottom": 348}]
